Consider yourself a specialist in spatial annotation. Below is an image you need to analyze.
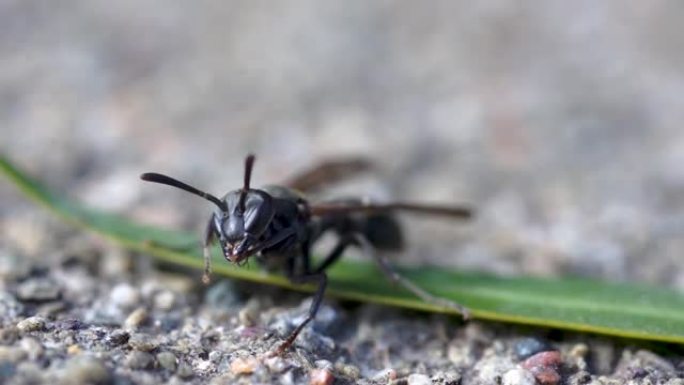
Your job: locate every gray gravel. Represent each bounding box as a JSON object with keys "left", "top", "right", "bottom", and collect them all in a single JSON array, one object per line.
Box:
[{"left": 1, "top": 1, "right": 684, "bottom": 384}]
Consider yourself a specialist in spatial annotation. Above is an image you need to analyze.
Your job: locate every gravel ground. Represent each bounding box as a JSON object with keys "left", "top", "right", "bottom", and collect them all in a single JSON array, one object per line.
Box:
[{"left": 1, "top": 1, "right": 684, "bottom": 384}]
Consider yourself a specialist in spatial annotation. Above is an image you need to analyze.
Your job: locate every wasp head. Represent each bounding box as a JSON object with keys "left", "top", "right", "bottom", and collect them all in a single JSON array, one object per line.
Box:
[{"left": 140, "top": 154, "right": 273, "bottom": 265}]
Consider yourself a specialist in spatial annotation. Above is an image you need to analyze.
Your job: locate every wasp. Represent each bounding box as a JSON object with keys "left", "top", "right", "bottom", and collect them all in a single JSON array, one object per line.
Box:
[{"left": 141, "top": 154, "right": 472, "bottom": 354}]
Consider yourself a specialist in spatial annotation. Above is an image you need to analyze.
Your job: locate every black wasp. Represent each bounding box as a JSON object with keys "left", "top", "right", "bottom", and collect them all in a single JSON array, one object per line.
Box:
[{"left": 141, "top": 154, "right": 472, "bottom": 354}]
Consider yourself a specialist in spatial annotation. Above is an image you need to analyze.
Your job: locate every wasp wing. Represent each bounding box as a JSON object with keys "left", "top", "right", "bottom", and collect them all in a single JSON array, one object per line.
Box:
[
  {"left": 310, "top": 201, "right": 473, "bottom": 219},
  {"left": 284, "top": 157, "right": 374, "bottom": 193}
]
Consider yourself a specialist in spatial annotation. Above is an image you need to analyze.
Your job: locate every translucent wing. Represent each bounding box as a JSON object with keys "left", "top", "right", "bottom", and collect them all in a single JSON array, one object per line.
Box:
[{"left": 284, "top": 157, "right": 373, "bottom": 193}]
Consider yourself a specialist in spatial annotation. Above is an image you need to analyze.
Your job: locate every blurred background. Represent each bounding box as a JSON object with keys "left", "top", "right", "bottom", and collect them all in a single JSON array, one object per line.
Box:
[{"left": 1, "top": 0, "right": 683, "bottom": 287}]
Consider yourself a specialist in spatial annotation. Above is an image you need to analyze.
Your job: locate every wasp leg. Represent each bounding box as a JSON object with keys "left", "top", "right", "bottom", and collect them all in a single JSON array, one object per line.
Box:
[
  {"left": 201, "top": 214, "right": 216, "bottom": 284},
  {"left": 273, "top": 272, "right": 328, "bottom": 355},
  {"left": 351, "top": 233, "right": 470, "bottom": 320},
  {"left": 314, "top": 236, "right": 354, "bottom": 273}
]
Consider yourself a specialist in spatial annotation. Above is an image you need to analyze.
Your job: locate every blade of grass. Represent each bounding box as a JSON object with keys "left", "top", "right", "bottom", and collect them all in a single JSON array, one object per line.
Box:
[{"left": 2, "top": 154, "right": 684, "bottom": 343}]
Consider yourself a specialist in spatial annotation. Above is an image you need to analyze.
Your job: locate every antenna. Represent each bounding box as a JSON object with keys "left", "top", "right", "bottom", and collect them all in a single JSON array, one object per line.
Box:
[
  {"left": 238, "top": 154, "right": 255, "bottom": 212},
  {"left": 140, "top": 173, "right": 227, "bottom": 211}
]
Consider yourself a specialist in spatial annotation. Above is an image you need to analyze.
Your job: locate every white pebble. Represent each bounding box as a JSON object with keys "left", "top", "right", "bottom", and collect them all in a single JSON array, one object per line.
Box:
[
  {"left": 502, "top": 368, "right": 537, "bottom": 385},
  {"left": 153, "top": 290, "right": 175, "bottom": 310},
  {"left": 408, "top": 373, "right": 431, "bottom": 385},
  {"left": 110, "top": 284, "right": 140, "bottom": 309},
  {"left": 17, "top": 316, "right": 46, "bottom": 332}
]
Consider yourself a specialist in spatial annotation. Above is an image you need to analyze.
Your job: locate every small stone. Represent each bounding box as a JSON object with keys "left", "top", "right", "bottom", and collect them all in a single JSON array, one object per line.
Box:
[
  {"left": 522, "top": 350, "right": 562, "bottom": 369},
  {"left": 514, "top": 337, "right": 553, "bottom": 360},
  {"left": 0, "top": 327, "right": 19, "bottom": 344},
  {"left": 264, "top": 356, "right": 288, "bottom": 373},
  {"left": 177, "top": 361, "right": 194, "bottom": 379},
  {"left": 569, "top": 343, "right": 589, "bottom": 358},
  {"left": 153, "top": 290, "right": 175, "bottom": 310},
  {"left": 110, "top": 283, "right": 140, "bottom": 309},
  {"left": 125, "top": 351, "right": 155, "bottom": 370},
  {"left": 372, "top": 368, "right": 397, "bottom": 382},
  {"left": 57, "top": 319, "right": 84, "bottom": 331},
  {"left": 522, "top": 351, "right": 563, "bottom": 385},
  {"left": 0, "top": 361, "right": 16, "bottom": 381},
  {"left": 124, "top": 307, "right": 148, "bottom": 329},
  {"left": 431, "top": 371, "right": 462, "bottom": 385},
  {"left": 208, "top": 351, "right": 222, "bottom": 364},
  {"left": 230, "top": 356, "right": 259, "bottom": 375},
  {"left": 17, "top": 316, "right": 46, "bottom": 332},
  {"left": 106, "top": 330, "right": 129, "bottom": 346},
  {"left": 0, "top": 346, "right": 27, "bottom": 363},
  {"left": 502, "top": 368, "right": 537, "bottom": 385},
  {"left": 238, "top": 298, "right": 261, "bottom": 327},
  {"left": 335, "top": 364, "right": 360, "bottom": 380},
  {"left": 309, "top": 368, "right": 334, "bottom": 385},
  {"left": 157, "top": 351, "right": 177, "bottom": 371},
  {"left": 19, "top": 337, "right": 43, "bottom": 360},
  {"left": 67, "top": 344, "right": 82, "bottom": 355},
  {"left": 634, "top": 349, "right": 676, "bottom": 373},
  {"left": 408, "top": 373, "right": 431, "bottom": 385},
  {"left": 0, "top": 292, "right": 24, "bottom": 320},
  {"left": 314, "top": 359, "right": 332, "bottom": 369},
  {"left": 16, "top": 279, "right": 61, "bottom": 302},
  {"left": 205, "top": 280, "right": 240, "bottom": 308},
  {"left": 128, "top": 333, "right": 156, "bottom": 352},
  {"left": 534, "top": 368, "right": 561, "bottom": 385},
  {"left": 59, "top": 356, "right": 111, "bottom": 385}
]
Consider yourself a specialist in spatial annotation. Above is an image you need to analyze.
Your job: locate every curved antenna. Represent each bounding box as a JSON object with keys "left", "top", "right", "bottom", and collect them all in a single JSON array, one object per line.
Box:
[
  {"left": 140, "top": 172, "right": 227, "bottom": 211},
  {"left": 238, "top": 154, "right": 256, "bottom": 212}
]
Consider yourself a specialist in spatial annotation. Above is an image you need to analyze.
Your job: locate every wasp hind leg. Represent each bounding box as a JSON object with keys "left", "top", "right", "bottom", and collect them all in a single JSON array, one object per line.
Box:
[{"left": 351, "top": 233, "right": 470, "bottom": 320}]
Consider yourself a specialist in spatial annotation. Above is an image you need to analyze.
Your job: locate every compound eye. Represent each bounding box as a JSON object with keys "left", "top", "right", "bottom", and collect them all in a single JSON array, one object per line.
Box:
[{"left": 244, "top": 191, "right": 275, "bottom": 237}]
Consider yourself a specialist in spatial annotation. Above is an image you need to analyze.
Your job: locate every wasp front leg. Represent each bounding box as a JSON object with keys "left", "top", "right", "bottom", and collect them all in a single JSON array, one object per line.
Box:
[{"left": 202, "top": 214, "right": 217, "bottom": 284}]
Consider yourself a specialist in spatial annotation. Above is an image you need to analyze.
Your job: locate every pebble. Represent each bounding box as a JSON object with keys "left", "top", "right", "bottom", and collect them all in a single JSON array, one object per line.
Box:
[
  {"left": 125, "top": 351, "right": 155, "bottom": 370},
  {"left": 16, "top": 279, "right": 61, "bottom": 302},
  {"left": 110, "top": 283, "right": 141, "bottom": 309},
  {"left": 502, "top": 368, "right": 537, "bottom": 385},
  {"left": 205, "top": 280, "right": 240, "bottom": 308},
  {"left": 17, "top": 316, "right": 46, "bottom": 332},
  {"left": 431, "top": 371, "right": 462, "bottom": 385},
  {"left": 59, "top": 356, "right": 111, "bottom": 385},
  {"left": 372, "top": 368, "right": 397, "bottom": 382},
  {"left": 230, "top": 356, "right": 259, "bottom": 375},
  {"left": 309, "top": 368, "right": 334, "bottom": 385},
  {"left": 177, "top": 361, "right": 194, "bottom": 379},
  {"left": 0, "top": 292, "right": 24, "bottom": 320},
  {"left": 514, "top": 337, "right": 553, "bottom": 360},
  {"left": 335, "top": 364, "right": 360, "bottom": 380},
  {"left": 408, "top": 373, "right": 431, "bottom": 385},
  {"left": 128, "top": 333, "right": 157, "bottom": 351},
  {"left": 67, "top": 344, "right": 82, "bottom": 355},
  {"left": 0, "top": 361, "right": 16, "bottom": 381},
  {"left": 264, "top": 356, "right": 288, "bottom": 373},
  {"left": 157, "top": 351, "right": 177, "bottom": 371},
  {"left": 106, "top": 330, "right": 129, "bottom": 346},
  {"left": 0, "top": 327, "right": 19, "bottom": 344},
  {"left": 57, "top": 319, "right": 85, "bottom": 331},
  {"left": 153, "top": 290, "right": 175, "bottom": 310},
  {"left": 208, "top": 350, "right": 223, "bottom": 364},
  {"left": 19, "top": 337, "right": 43, "bottom": 360},
  {"left": 314, "top": 359, "right": 333, "bottom": 369},
  {"left": 0, "top": 346, "right": 27, "bottom": 363},
  {"left": 522, "top": 351, "right": 562, "bottom": 385},
  {"left": 124, "top": 307, "right": 149, "bottom": 329},
  {"left": 238, "top": 298, "right": 261, "bottom": 327}
]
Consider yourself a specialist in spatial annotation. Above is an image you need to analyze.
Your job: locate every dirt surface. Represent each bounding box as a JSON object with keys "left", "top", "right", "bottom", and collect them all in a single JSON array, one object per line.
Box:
[{"left": 1, "top": 1, "right": 684, "bottom": 384}]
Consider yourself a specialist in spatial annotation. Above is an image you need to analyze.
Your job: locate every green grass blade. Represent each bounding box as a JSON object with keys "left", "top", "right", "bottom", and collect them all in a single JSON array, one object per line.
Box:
[{"left": 2, "top": 154, "right": 684, "bottom": 343}]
